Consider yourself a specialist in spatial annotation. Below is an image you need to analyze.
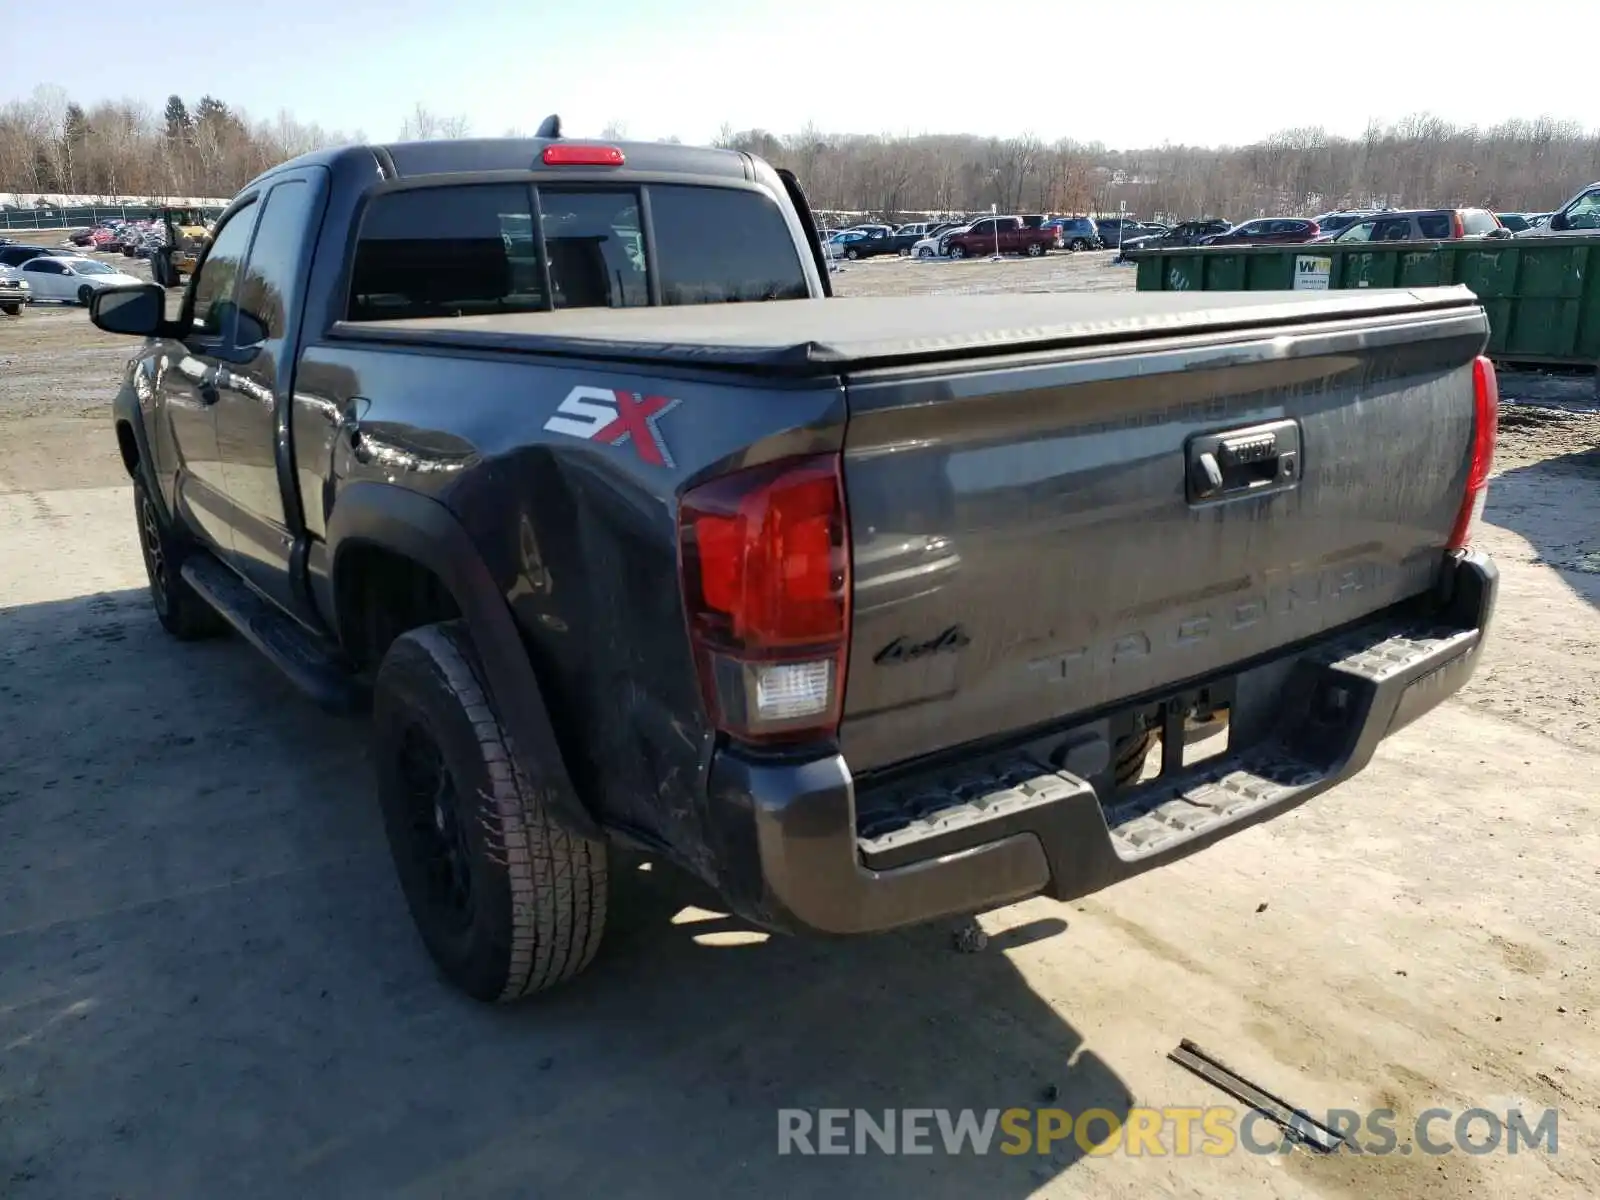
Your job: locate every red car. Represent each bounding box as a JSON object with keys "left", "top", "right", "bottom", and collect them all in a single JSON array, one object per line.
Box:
[
  {"left": 1202, "top": 217, "right": 1321, "bottom": 246},
  {"left": 945, "top": 216, "right": 1060, "bottom": 259}
]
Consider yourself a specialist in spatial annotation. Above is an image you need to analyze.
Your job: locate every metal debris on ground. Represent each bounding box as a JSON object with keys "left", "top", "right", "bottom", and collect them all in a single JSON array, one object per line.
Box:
[{"left": 1166, "top": 1039, "right": 1345, "bottom": 1154}]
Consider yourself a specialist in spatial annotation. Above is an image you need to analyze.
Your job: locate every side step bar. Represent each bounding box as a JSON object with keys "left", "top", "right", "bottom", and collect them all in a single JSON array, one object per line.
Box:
[{"left": 181, "top": 554, "right": 367, "bottom": 714}]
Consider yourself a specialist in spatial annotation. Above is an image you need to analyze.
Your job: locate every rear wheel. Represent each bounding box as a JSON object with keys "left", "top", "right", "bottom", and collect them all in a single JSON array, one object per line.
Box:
[
  {"left": 844, "top": 248, "right": 859, "bottom": 260},
  {"left": 1071, "top": 238, "right": 1090, "bottom": 251},
  {"left": 133, "top": 475, "right": 226, "bottom": 640},
  {"left": 0, "top": 302, "right": 19, "bottom": 316},
  {"left": 373, "top": 621, "right": 609, "bottom": 1003},
  {"left": 1026, "top": 242, "right": 1044, "bottom": 257}
]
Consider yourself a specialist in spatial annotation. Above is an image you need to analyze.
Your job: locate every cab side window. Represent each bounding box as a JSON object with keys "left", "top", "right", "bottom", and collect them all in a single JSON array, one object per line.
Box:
[
  {"left": 189, "top": 200, "right": 259, "bottom": 339},
  {"left": 237, "top": 180, "right": 316, "bottom": 346}
]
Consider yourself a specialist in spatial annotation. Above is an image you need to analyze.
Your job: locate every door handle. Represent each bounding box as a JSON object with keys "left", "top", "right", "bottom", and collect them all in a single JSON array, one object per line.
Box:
[{"left": 1186, "top": 419, "right": 1301, "bottom": 504}]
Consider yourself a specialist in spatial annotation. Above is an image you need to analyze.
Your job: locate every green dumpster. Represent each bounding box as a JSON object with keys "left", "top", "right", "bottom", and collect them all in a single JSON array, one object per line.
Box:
[{"left": 1131, "top": 237, "right": 1600, "bottom": 367}]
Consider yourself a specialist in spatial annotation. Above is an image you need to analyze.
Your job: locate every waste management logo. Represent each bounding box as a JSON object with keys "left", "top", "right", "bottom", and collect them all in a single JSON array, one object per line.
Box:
[{"left": 777, "top": 1106, "right": 1559, "bottom": 1158}]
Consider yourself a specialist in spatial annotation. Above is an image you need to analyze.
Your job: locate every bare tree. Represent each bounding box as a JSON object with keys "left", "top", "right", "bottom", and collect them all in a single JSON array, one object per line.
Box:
[{"left": 399, "top": 103, "right": 470, "bottom": 141}]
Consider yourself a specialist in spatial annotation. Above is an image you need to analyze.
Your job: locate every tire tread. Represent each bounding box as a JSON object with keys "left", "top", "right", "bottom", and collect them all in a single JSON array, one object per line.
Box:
[{"left": 385, "top": 622, "right": 606, "bottom": 1001}]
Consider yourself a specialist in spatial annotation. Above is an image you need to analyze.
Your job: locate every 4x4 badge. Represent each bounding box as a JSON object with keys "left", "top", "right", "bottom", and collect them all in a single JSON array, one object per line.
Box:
[{"left": 874, "top": 625, "right": 971, "bottom": 666}]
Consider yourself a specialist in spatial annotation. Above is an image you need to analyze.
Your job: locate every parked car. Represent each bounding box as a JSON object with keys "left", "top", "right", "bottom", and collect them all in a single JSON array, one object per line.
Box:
[
  {"left": 1094, "top": 218, "right": 1139, "bottom": 248},
  {"left": 1322, "top": 209, "right": 1508, "bottom": 244},
  {"left": 0, "top": 264, "right": 29, "bottom": 315},
  {"left": 1120, "top": 220, "right": 1233, "bottom": 257},
  {"left": 1201, "top": 217, "right": 1320, "bottom": 246},
  {"left": 1515, "top": 183, "right": 1600, "bottom": 237},
  {"left": 1044, "top": 217, "right": 1102, "bottom": 250},
  {"left": 945, "top": 216, "right": 1060, "bottom": 258},
  {"left": 911, "top": 224, "right": 969, "bottom": 258},
  {"left": 15, "top": 255, "right": 142, "bottom": 305},
  {"left": 1311, "top": 211, "right": 1379, "bottom": 238},
  {"left": 0, "top": 245, "right": 80, "bottom": 267},
  {"left": 882, "top": 222, "right": 943, "bottom": 254},
  {"left": 68, "top": 227, "right": 96, "bottom": 247},
  {"left": 827, "top": 229, "right": 898, "bottom": 260},
  {"left": 84, "top": 123, "right": 1500, "bottom": 1005}
]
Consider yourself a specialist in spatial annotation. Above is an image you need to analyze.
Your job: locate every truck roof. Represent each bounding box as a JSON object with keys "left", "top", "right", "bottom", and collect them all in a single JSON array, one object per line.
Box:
[
  {"left": 334, "top": 288, "right": 1481, "bottom": 375},
  {"left": 249, "top": 136, "right": 754, "bottom": 192}
]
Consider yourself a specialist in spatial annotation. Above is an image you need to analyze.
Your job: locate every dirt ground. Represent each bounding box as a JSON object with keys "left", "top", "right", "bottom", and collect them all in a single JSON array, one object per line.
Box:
[{"left": 2, "top": 243, "right": 1598, "bottom": 1199}]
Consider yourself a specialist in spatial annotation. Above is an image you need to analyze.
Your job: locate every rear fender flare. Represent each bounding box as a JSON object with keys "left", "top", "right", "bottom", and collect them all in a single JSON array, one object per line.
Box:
[
  {"left": 325, "top": 482, "right": 601, "bottom": 839},
  {"left": 112, "top": 372, "right": 172, "bottom": 521}
]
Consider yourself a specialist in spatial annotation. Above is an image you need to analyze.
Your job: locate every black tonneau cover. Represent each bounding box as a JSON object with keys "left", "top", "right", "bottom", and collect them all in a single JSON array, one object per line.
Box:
[{"left": 331, "top": 287, "right": 1480, "bottom": 375}]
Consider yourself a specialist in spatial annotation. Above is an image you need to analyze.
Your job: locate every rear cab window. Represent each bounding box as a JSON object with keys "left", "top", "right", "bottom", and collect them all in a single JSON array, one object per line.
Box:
[
  {"left": 347, "top": 181, "right": 807, "bottom": 322},
  {"left": 1461, "top": 209, "right": 1500, "bottom": 235}
]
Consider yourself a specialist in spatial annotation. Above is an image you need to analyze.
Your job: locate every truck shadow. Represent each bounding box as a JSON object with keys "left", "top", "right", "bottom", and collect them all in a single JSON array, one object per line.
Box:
[
  {"left": 0, "top": 588, "right": 1131, "bottom": 1200},
  {"left": 1485, "top": 419, "right": 1600, "bottom": 612}
]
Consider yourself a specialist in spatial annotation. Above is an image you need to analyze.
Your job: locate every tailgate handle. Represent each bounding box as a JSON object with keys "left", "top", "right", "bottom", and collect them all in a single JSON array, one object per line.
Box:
[{"left": 1186, "top": 420, "right": 1301, "bottom": 503}]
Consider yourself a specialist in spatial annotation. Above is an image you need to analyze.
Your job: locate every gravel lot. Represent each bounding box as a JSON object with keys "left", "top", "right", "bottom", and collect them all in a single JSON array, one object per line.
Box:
[{"left": 2, "top": 241, "right": 1598, "bottom": 1199}]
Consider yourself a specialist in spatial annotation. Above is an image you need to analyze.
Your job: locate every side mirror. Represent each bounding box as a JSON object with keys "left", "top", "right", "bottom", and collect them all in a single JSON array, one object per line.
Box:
[
  {"left": 89, "top": 283, "right": 170, "bottom": 337},
  {"left": 235, "top": 309, "right": 268, "bottom": 348},
  {"left": 1548, "top": 210, "right": 1570, "bottom": 231}
]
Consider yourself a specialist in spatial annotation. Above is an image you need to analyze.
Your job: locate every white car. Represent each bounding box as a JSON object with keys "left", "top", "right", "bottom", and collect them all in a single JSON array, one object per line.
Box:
[
  {"left": 1516, "top": 181, "right": 1600, "bottom": 237},
  {"left": 16, "top": 255, "right": 142, "bottom": 306},
  {"left": 911, "top": 224, "right": 969, "bottom": 259}
]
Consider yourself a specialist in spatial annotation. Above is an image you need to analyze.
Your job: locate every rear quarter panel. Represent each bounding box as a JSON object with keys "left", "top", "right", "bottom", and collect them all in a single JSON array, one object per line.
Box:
[{"left": 292, "top": 341, "right": 845, "bottom": 875}]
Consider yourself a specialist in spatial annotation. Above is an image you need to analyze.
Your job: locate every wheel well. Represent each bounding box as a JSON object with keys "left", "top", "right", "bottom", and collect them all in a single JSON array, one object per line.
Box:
[
  {"left": 115, "top": 421, "right": 140, "bottom": 478},
  {"left": 335, "top": 544, "right": 462, "bottom": 673}
]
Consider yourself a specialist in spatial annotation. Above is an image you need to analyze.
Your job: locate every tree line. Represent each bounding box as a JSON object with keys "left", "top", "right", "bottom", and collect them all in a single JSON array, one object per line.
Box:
[
  {"left": 0, "top": 86, "right": 363, "bottom": 201},
  {"left": 716, "top": 116, "right": 1599, "bottom": 222},
  {"left": 3, "top": 84, "right": 1595, "bottom": 222}
]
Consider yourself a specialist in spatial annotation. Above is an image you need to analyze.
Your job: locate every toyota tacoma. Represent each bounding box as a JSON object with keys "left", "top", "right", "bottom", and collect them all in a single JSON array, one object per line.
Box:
[{"left": 88, "top": 118, "right": 1500, "bottom": 1002}]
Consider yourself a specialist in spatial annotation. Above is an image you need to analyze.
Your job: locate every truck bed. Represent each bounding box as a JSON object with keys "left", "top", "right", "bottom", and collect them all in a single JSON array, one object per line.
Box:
[
  {"left": 329, "top": 285, "right": 1490, "bottom": 783},
  {"left": 332, "top": 287, "right": 1483, "bottom": 374}
]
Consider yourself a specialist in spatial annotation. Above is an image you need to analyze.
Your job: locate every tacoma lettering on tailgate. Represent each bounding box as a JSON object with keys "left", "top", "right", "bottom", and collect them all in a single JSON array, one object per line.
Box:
[{"left": 1026, "top": 555, "right": 1435, "bottom": 682}]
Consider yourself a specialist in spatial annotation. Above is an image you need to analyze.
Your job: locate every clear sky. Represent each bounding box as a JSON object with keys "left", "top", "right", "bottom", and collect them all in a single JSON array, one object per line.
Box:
[{"left": 6, "top": 0, "right": 1596, "bottom": 148}]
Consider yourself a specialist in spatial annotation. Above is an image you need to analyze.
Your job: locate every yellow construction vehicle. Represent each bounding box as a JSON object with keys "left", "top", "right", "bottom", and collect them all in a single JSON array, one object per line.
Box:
[{"left": 150, "top": 206, "right": 212, "bottom": 289}]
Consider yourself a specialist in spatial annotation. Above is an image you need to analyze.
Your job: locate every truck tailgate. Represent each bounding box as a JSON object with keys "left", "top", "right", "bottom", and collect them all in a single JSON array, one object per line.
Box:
[{"left": 839, "top": 300, "right": 1487, "bottom": 775}]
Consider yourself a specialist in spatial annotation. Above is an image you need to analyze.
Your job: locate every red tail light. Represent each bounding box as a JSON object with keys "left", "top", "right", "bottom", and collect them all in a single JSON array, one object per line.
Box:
[
  {"left": 678, "top": 455, "right": 851, "bottom": 745},
  {"left": 1446, "top": 356, "right": 1498, "bottom": 551},
  {"left": 541, "top": 143, "right": 625, "bottom": 167},
  {"left": 1451, "top": 211, "right": 1466, "bottom": 239}
]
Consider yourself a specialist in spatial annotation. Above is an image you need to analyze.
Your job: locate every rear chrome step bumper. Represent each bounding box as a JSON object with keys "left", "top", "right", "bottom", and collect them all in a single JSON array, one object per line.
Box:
[{"left": 706, "top": 550, "right": 1497, "bottom": 936}]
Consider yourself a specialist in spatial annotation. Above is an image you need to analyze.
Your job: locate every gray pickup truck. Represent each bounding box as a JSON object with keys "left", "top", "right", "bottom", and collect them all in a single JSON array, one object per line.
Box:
[{"left": 88, "top": 119, "right": 1500, "bottom": 1003}]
